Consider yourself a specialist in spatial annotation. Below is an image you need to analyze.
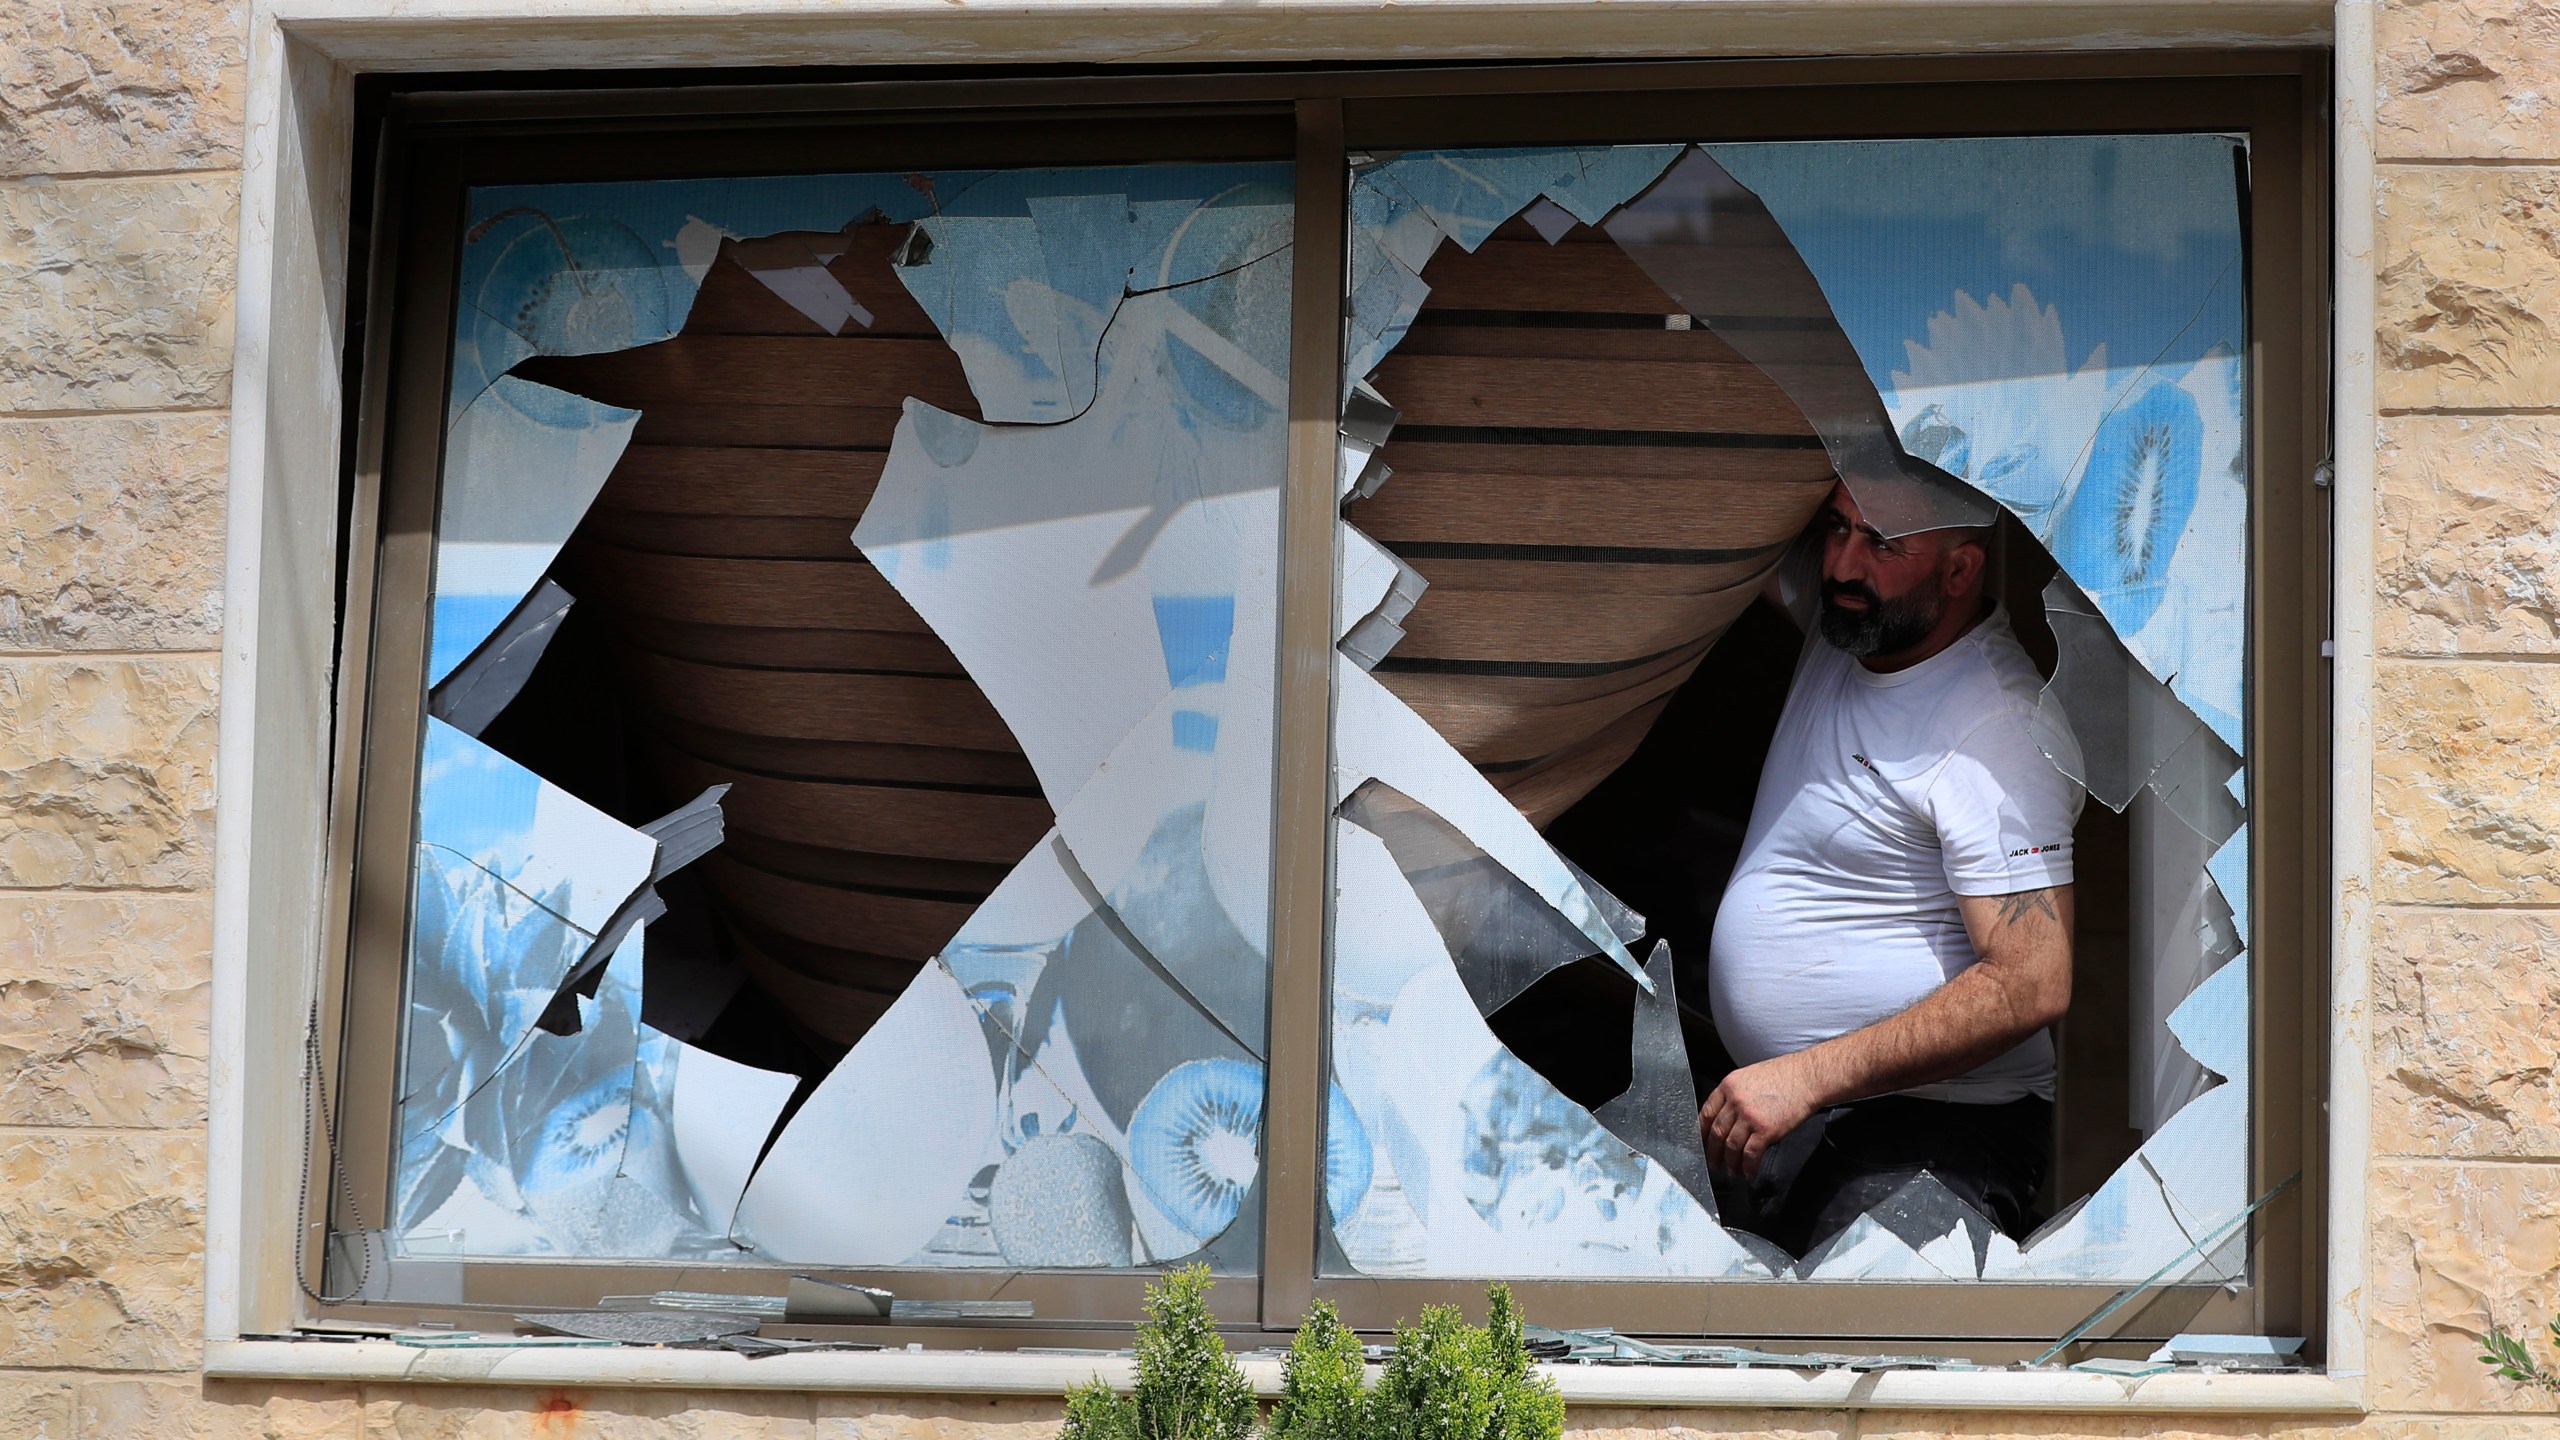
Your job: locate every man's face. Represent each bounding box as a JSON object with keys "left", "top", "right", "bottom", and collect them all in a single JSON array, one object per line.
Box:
[{"left": 1815, "top": 483, "right": 1954, "bottom": 659}]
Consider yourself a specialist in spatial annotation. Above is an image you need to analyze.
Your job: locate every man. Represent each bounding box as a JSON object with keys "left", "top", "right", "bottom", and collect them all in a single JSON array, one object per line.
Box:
[{"left": 1700, "top": 479, "right": 2081, "bottom": 1258}]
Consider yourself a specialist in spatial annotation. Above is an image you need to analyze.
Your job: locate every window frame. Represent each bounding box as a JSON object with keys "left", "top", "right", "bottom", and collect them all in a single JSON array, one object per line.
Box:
[{"left": 315, "top": 51, "right": 2330, "bottom": 1359}]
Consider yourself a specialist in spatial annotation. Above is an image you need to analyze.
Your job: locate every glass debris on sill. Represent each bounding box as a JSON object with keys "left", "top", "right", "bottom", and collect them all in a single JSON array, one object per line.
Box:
[
  {"left": 601, "top": 1290, "right": 787, "bottom": 1318},
  {"left": 890, "top": 1299, "right": 1040, "bottom": 1321},
  {"left": 2072, "top": 1356, "right": 2175, "bottom": 1378},
  {"left": 519, "top": 1310, "right": 763, "bottom": 1344},
  {"left": 1523, "top": 1327, "right": 1981, "bottom": 1372},
  {"left": 2155, "top": 1334, "right": 2307, "bottom": 1370},
  {"left": 787, "top": 1275, "right": 896, "bottom": 1321}
]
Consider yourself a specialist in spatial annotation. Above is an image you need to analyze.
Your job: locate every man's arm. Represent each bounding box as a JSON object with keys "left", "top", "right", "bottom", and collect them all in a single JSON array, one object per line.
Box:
[{"left": 1698, "top": 884, "right": 2074, "bottom": 1177}]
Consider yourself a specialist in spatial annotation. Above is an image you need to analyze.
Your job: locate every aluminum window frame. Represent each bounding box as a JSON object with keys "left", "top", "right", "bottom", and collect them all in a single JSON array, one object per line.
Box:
[{"left": 314, "top": 51, "right": 2330, "bottom": 1359}]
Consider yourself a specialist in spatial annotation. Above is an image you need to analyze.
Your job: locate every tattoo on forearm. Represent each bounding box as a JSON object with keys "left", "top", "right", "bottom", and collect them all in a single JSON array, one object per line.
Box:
[{"left": 1995, "top": 888, "right": 2060, "bottom": 925}]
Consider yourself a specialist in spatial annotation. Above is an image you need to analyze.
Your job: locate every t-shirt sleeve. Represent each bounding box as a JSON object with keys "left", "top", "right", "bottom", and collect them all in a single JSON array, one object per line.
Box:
[{"left": 1923, "top": 707, "right": 2084, "bottom": 896}]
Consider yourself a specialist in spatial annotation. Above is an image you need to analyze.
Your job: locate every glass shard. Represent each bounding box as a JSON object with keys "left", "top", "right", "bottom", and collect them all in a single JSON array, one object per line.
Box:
[
  {"left": 1590, "top": 941, "right": 1716, "bottom": 1215},
  {"left": 1856, "top": 1171, "right": 2004, "bottom": 1279},
  {"left": 2032, "top": 574, "right": 2244, "bottom": 847},
  {"left": 2209, "top": 824, "right": 2252, "bottom": 949},
  {"left": 432, "top": 382, "right": 638, "bottom": 683},
  {"left": 1793, "top": 1213, "right": 1948, "bottom": 1282},
  {"left": 1334, "top": 664, "right": 1647, "bottom": 987},
  {"left": 1326, "top": 821, "right": 1762, "bottom": 1278},
  {"left": 1603, "top": 147, "right": 2001, "bottom": 539},
  {"left": 426, "top": 578, "right": 575, "bottom": 737},
  {"left": 1339, "top": 779, "right": 1643, "bottom": 1017},
  {"left": 1346, "top": 146, "right": 1684, "bottom": 382},
  {"left": 729, "top": 228, "right": 875, "bottom": 335},
  {"left": 729, "top": 956, "right": 1000, "bottom": 1264},
  {"left": 664, "top": 1040, "right": 796, "bottom": 1240},
  {"left": 534, "top": 784, "right": 731, "bottom": 1038}
]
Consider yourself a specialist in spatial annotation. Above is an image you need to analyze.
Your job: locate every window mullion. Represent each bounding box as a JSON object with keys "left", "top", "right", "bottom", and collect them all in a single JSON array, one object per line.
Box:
[{"left": 1259, "top": 94, "right": 1350, "bottom": 1333}]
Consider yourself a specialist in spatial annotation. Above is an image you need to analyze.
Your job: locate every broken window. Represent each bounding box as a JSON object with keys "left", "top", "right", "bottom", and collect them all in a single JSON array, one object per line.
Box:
[
  {"left": 322, "top": 72, "right": 2318, "bottom": 1350},
  {"left": 383, "top": 162, "right": 1296, "bottom": 1276},
  {"left": 1326, "top": 137, "right": 2258, "bottom": 1286}
]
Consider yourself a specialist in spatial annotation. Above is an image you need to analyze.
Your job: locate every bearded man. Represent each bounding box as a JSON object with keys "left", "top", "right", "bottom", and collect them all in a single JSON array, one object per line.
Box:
[{"left": 1700, "top": 479, "right": 2083, "bottom": 1259}]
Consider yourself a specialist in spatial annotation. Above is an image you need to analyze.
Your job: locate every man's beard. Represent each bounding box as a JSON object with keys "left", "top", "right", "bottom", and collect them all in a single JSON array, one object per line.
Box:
[{"left": 1818, "top": 579, "right": 1943, "bottom": 658}]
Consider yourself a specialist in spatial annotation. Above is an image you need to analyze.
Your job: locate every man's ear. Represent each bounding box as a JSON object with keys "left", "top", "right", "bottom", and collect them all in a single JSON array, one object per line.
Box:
[{"left": 1941, "top": 535, "right": 1989, "bottom": 598}]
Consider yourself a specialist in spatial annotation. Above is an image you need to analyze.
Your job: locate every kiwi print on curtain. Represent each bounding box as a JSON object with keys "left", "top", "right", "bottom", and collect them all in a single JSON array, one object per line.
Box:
[
  {"left": 392, "top": 162, "right": 1293, "bottom": 1272},
  {"left": 1324, "top": 136, "right": 2253, "bottom": 1284}
]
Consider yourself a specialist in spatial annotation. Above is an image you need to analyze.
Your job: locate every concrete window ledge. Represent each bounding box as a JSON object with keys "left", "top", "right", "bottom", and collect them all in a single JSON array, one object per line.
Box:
[{"left": 205, "top": 1340, "right": 2364, "bottom": 1414}]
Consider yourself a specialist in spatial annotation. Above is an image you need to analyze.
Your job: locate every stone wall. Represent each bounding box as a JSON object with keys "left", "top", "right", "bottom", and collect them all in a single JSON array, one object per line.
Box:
[{"left": 2, "top": 3, "right": 2557, "bottom": 1437}]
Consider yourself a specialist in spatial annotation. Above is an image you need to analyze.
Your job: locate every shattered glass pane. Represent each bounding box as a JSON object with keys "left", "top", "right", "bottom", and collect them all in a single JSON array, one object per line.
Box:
[
  {"left": 1327, "top": 137, "right": 2255, "bottom": 1288},
  {"left": 402, "top": 162, "right": 1292, "bottom": 1272}
]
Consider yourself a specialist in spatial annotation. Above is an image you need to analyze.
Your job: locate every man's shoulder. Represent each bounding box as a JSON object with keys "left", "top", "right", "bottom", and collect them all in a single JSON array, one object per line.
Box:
[
  {"left": 1904, "top": 607, "right": 2037, "bottom": 732},
  {"left": 1944, "top": 609, "right": 2050, "bottom": 721}
]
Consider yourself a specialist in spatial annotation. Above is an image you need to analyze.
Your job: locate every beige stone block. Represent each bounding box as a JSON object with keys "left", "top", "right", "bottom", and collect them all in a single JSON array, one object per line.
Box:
[
  {"left": 0, "top": 413, "right": 225, "bottom": 649},
  {"left": 362, "top": 1387, "right": 812, "bottom": 1439},
  {"left": 82, "top": 1380, "right": 362, "bottom": 1440},
  {"left": 0, "top": 1130, "right": 202, "bottom": 1370},
  {"left": 1856, "top": 1416, "right": 2359, "bottom": 1440},
  {"left": 0, "top": 892, "right": 209, "bottom": 1127},
  {"left": 0, "top": 0, "right": 246, "bottom": 178},
  {"left": 2380, "top": 0, "right": 2560, "bottom": 160},
  {"left": 0, "top": 655, "right": 218, "bottom": 889},
  {"left": 2375, "top": 907, "right": 2560, "bottom": 1158},
  {"left": 811, "top": 1395, "right": 1067, "bottom": 1439},
  {"left": 2374, "top": 662, "right": 2560, "bottom": 904},
  {"left": 2379, "top": 415, "right": 2560, "bottom": 655},
  {"left": 2371, "top": 1161, "right": 2560, "bottom": 1411},
  {"left": 1564, "top": 1407, "right": 1846, "bottom": 1440},
  {"left": 0, "top": 1376, "right": 75, "bottom": 1440},
  {"left": 2378, "top": 166, "right": 2560, "bottom": 411},
  {"left": 2400, "top": 1420, "right": 2560, "bottom": 1439},
  {"left": 0, "top": 173, "right": 235, "bottom": 413}
]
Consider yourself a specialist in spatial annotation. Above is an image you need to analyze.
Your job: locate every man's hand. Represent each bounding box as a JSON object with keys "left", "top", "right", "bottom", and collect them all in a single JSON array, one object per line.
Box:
[
  {"left": 1696, "top": 883, "right": 2074, "bottom": 1175},
  {"left": 1699, "top": 1052, "right": 1824, "bottom": 1178}
]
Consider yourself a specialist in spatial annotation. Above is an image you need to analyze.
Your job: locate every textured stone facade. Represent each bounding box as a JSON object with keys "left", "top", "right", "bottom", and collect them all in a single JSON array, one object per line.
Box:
[
  {"left": 2369, "top": 5, "right": 2560, "bottom": 1426},
  {"left": 1, "top": 5, "right": 2557, "bottom": 1438}
]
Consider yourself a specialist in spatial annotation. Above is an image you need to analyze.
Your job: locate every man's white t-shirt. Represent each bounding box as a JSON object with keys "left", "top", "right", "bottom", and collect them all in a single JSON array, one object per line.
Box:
[{"left": 1707, "top": 604, "right": 2083, "bottom": 1104}]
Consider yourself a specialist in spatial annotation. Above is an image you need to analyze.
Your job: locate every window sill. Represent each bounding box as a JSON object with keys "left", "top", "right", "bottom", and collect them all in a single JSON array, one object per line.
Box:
[{"left": 205, "top": 1339, "right": 2363, "bottom": 1413}]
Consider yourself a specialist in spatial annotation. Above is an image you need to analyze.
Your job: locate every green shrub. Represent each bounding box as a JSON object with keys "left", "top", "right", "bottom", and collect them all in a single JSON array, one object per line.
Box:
[
  {"left": 1269, "top": 1300, "right": 1368, "bottom": 1440},
  {"left": 1482, "top": 1285, "right": 1564, "bottom": 1440},
  {"left": 1061, "top": 1378, "right": 1141, "bottom": 1440},
  {"left": 1364, "top": 1303, "right": 1498, "bottom": 1440},
  {"left": 1062, "top": 1274, "right": 1562, "bottom": 1440},
  {"left": 1065, "top": 1264, "right": 1257, "bottom": 1440}
]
